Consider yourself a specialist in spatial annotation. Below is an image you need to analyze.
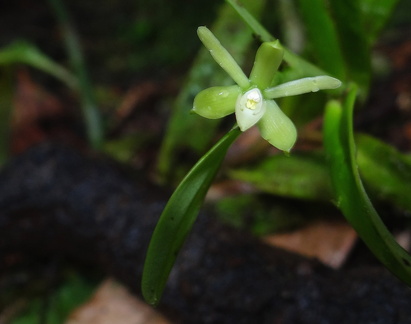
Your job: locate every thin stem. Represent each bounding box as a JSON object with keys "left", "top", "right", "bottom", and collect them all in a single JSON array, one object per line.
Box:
[
  {"left": 225, "top": 0, "right": 327, "bottom": 78},
  {"left": 48, "top": 0, "right": 104, "bottom": 149}
]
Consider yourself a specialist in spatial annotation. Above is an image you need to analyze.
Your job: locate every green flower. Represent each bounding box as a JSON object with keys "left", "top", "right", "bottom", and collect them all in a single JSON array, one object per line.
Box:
[{"left": 192, "top": 26, "right": 342, "bottom": 152}]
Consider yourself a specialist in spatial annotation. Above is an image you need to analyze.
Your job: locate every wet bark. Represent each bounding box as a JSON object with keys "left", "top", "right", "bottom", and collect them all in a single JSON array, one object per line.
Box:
[{"left": 1, "top": 143, "right": 411, "bottom": 324}]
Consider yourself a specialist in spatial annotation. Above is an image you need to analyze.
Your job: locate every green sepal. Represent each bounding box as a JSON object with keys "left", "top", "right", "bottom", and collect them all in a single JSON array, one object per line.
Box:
[
  {"left": 192, "top": 85, "right": 240, "bottom": 119},
  {"left": 250, "top": 41, "right": 283, "bottom": 90},
  {"left": 258, "top": 100, "right": 297, "bottom": 152},
  {"left": 197, "top": 26, "right": 250, "bottom": 89},
  {"left": 263, "top": 76, "right": 342, "bottom": 99}
]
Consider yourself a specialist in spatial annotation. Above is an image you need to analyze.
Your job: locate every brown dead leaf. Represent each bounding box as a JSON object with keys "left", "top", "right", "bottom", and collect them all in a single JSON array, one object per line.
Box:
[
  {"left": 206, "top": 179, "right": 256, "bottom": 202},
  {"left": 12, "top": 70, "right": 63, "bottom": 127},
  {"left": 225, "top": 127, "right": 270, "bottom": 166},
  {"left": 11, "top": 69, "right": 67, "bottom": 153},
  {"left": 115, "top": 81, "right": 158, "bottom": 120},
  {"left": 263, "top": 220, "right": 357, "bottom": 269},
  {"left": 66, "top": 279, "right": 171, "bottom": 324}
]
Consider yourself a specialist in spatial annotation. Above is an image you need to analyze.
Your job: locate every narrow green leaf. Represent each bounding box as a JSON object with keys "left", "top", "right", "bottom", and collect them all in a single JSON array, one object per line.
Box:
[
  {"left": 142, "top": 127, "right": 241, "bottom": 306},
  {"left": 296, "top": 0, "right": 345, "bottom": 79},
  {"left": 328, "top": 0, "right": 371, "bottom": 93},
  {"left": 324, "top": 85, "right": 411, "bottom": 286},
  {"left": 359, "top": 0, "right": 400, "bottom": 43},
  {"left": 48, "top": 0, "right": 103, "bottom": 149},
  {"left": 225, "top": 0, "right": 273, "bottom": 43},
  {"left": 229, "top": 153, "right": 333, "bottom": 201},
  {"left": 0, "top": 41, "right": 77, "bottom": 89},
  {"left": 357, "top": 134, "right": 411, "bottom": 213}
]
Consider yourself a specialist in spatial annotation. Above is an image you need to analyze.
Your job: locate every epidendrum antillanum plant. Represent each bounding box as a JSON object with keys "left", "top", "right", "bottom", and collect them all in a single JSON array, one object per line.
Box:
[
  {"left": 193, "top": 26, "right": 341, "bottom": 152},
  {"left": 141, "top": 26, "right": 342, "bottom": 305},
  {"left": 143, "top": 4, "right": 411, "bottom": 306}
]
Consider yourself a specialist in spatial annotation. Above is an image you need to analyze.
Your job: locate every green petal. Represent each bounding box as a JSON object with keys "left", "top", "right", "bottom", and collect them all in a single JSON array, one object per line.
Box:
[
  {"left": 197, "top": 26, "right": 250, "bottom": 89},
  {"left": 193, "top": 85, "right": 240, "bottom": 119},
  {"left": 258, "top": 100, "right": 297, "bottom": 152},
  {"left": 249, "top": 41, "right": 283, "bottom": 90},
  {"left": 263, "top": 76, "right": 342, "bottom": 99}
]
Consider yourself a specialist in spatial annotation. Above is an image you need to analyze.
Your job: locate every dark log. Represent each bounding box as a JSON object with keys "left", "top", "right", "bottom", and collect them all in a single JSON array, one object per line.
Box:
[{"left": 1, "top": 143, "right": 411, "bottom": 323}]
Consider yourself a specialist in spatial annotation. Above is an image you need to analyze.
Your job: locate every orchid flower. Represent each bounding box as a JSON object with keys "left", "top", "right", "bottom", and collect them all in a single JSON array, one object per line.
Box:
[{"left": 192, "top": 26, "right": 342, "bottom": 152}]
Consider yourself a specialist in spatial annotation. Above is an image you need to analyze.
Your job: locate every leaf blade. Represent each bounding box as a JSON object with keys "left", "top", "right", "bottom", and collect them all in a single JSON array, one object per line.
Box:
[
  {"left": 142, "top": 127, "right": 241, "bottom": 305},
  {"left": 328, "top": 0, "right": 371, "bottom": 92},
  {"left": 296, "top": 0, "right": 345, "bottom": 79},
  {"left": 324, "top": 86, "right": 411, "bottom": 286},
  {"left": 0, "top": 41, "right": 78, "bottom": 89},
  {"left": 359, "top": 0, "right": 400, "bottom": 43}
]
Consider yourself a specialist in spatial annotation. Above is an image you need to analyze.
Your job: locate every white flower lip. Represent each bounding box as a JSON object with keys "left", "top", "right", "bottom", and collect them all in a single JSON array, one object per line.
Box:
[
  {"left": 235, "top": 88, "right": 265, "bottom": 131},
  {"left": 244, "top": 88, "right": 262, "bottom": 110}
]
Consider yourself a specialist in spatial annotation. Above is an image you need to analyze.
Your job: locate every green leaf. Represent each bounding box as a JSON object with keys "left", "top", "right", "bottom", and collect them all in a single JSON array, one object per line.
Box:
[
  {"left": 215, "top": 194, "right": 310, "bottom": 236},
  {"left": 11, "top": 273, "right": 96, "bottom": 324},
  {"left": 323, "top": 85, "right": 411, "bottom": 286},
  {"left": 0, "top": 41, "right": 77, "bottom": 89},
  {"left": 328, "top": 0, "right": 371, "bottom": 93},
  {"left": 229, "top": 153, "right": 332, "bottom": 201},
  {"left": 296, "top": 0, "right": 345, "bottom": 79},
  {"left": 229, "top": 134, "right": 411, "bottom": 209},
  {"left": 357, "top": 134, "right": 411, "bottom": 213},
  {"left": 142, "top": 127, "right": 241, "bottom": 306},
  {"left": 225, "top": 0, "right": 273, "bottom": 43},
  {"left": 48, "top": 0, "right": 103, "bottom": 149},
  {"left": 359, "top": 0, "right": 400, "bottom": 43}
]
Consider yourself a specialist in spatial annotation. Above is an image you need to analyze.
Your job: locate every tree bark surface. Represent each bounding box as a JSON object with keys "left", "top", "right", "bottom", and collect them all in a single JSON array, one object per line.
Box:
[{"left": 1, "top": 143, "right": 411, "bottom": 324}]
